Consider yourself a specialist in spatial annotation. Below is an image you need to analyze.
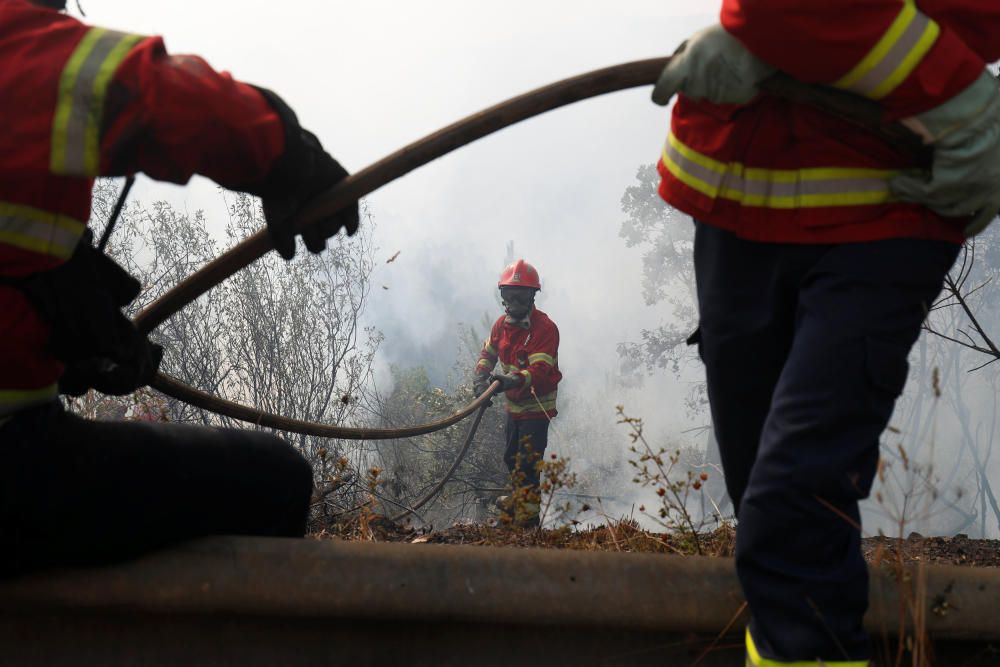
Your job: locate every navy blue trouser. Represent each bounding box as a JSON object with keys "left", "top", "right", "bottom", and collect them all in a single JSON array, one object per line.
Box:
[
  {"left": 504, "top": 416, "right": 550, "bottom": 490},
  {"left": 0, "top": 401, "right": 313, "bottom": 576},
  {"left": 693, "top": 222, "right": 959, "bottom": 662}
]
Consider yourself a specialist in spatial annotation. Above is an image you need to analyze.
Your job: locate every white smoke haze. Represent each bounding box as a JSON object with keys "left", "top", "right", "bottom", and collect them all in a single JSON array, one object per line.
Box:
[{"left": 82, "top": 2, "right": 1000, "bottom": 536}]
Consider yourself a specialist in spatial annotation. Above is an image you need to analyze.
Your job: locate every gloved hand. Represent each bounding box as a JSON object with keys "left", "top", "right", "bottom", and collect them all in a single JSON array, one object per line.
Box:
[
  {"left": 59, "top": 341, "right": 164, "bottom": 397},
  {"left": 473, "top": 375, "right": 491, "bottom": 398},
  {"left": 263, "top": 130, "right": 358, "bottom": 260},
  {"left": 14, "top": 230, "right": 164, "bottom": 397},
  {"left": 652, "top": 24, "right": 775, "bottom": 107},
  {"left": 250, "top": 87, "right": 360, "bottom": 260},
  {"left": 890, "top": 71, "right": 1000, "bottom": 238},
  {"left": 490, "top": 372, "right": 524, "bottom": 392}
]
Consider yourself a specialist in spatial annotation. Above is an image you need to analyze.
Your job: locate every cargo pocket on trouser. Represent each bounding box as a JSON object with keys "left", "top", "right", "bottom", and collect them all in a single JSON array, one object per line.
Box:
[
  {"left": 865, "top": 336, "right": 910, "bottom": 398},
  {"left": 850, "top": 336, "right": 911, "bottom": 500}
]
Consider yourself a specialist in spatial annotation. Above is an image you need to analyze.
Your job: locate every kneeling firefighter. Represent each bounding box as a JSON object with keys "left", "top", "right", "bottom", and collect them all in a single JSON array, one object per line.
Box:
[
  {"left": 0, "top": 0, "right": 359, "bottom": 573},
  {"left": 473, "top": 260, "right": 562, "bottom": 527}
]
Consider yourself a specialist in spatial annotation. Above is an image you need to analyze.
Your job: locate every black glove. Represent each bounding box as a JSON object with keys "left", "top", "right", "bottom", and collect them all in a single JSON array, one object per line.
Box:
[
  {"left": 473, "top": 375, "right": 491, "bottom": 398},
  {"left": 249, "top": 87, "right": 360, "bottom": 260},
  {"left": 60, "top": 341, "right": 163, "bottom": 397},
  {"left": 490, "top": 372, "right": 524, "bottom": 392},
  {"left": 11, "top": 231, "right": 164, "bottom": 397}
]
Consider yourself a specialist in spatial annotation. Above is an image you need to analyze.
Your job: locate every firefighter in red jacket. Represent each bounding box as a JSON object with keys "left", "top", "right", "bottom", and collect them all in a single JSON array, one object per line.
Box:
[
  {"left": 652, "top": 1, "right": 1000, "bottom": 664},
  {"left": 473, "top": 260, "right": 562, "bottom": 527},
  {"left": 0, "top": 0, "right": 359, "bottom": 573}
]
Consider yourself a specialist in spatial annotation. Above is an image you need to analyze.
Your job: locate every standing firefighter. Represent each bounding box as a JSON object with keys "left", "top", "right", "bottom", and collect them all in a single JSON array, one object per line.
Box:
[
  {"left": 473, "top": 260, "right": 562, "bottom": 527},
  {"left": 652, "top": 2, "right": 1000, "bottom": 665},
  {"left": 0, "top": 0, "right": 359, "bottom": 573}
]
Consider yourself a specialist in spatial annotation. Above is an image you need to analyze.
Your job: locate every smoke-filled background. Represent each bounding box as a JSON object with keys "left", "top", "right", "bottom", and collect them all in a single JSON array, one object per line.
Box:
[{"left": 81, "top": 1, "right": 1000, "bottom": 538}]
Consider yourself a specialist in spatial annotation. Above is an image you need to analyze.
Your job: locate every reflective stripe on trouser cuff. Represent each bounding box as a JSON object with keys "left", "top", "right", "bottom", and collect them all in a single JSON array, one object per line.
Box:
[
  {"left": 0, "top": 384, "right": 59, "bottom": 418},
  {"left": 51, "top": 28, "right": 144, "bottom": 176},
  {"left": 833, "top": 0, "right": 940, "bottom": 100},
  {"left": 0, "top": 202, "right": 84, "bottom": 260},
  {"left": 662, "top": 134, "right": 897, "bottom": 209},
  {"left": 527, "top": 352, "right": 556, "bottom": 366},
  {"left": 745, "top": 628, "right": 869, "bottom": 667}
]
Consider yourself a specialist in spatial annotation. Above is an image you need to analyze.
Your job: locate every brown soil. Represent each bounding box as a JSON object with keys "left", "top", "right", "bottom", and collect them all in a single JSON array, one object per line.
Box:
[
  {"left": 863, "top": 533, "right": 1000, "bottom": 568},
  {"left": 312, "top": 519, "right": 1000, "bottom": 567}
]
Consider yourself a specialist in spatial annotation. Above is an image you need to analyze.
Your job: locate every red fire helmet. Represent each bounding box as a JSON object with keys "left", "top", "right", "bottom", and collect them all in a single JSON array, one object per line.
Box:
[{"left": 498, "top": 259, "right": 541, "bottom": 290}]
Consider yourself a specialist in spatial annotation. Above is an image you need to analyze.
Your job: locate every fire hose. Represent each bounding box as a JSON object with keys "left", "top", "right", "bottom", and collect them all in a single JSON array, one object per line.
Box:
[
  {"left": 152, "top": 373, "right": 499, "bottom": 440},
  {"left": 136, "top": 56, "right": 920, "bottom": 441}
]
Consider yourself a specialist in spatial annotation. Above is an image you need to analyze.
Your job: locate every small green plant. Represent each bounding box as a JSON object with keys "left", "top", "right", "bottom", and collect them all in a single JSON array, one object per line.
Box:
[
  {"left": 500, "top": 440, "right": 543, "bottom": 528},
  {"left": 866, "top": 368, "right": 953, "bottom": 667},
  {"left": 538, "top": 452, "right": 579, "bottom": 528},
  {"left": 871, "top": 442, "right": 942, "bottom": 667},
  {"left": 356, "top": 466, "right": 384, "bottom": 540},
  {"left": 618, "top": 405, "right": 717, "bottom": 555},
  {"left": 498, "top": 441, "right": 584, "bottom": 530}
]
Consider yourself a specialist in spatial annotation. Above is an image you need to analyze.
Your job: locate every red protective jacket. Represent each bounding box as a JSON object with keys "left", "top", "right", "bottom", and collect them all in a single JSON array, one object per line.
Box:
[
  {"left": 658, "top": 1, "right": 1000, "bottom": 244},
  {"left": 475, "top": 308, "right": 562, "bottom": 421},
  {"left": 0, "top": 0, "right": 285, "bottom": 417}
]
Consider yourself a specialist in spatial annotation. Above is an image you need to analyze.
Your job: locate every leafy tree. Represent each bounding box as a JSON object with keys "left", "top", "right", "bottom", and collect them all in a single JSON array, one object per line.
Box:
[{"left": 617, "top": 165, "right": 704, "bottom": 419}]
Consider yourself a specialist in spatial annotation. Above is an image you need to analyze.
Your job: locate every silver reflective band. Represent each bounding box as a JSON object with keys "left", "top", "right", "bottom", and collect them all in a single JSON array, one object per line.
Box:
[
  {"left": 52, "top": 28, "right": 143, "bottom": 176},
  {"left": 0, "top": 208, "right": 83, "bottom": 260},
  {"left": 833, "top": 1, "right": 940, "bottom": 101},
  {"left": 0, "top": 384, "right": 59, "bottom": 418},
  {"left": 662, "top": 134, "right": 897, "bottom": 209}
]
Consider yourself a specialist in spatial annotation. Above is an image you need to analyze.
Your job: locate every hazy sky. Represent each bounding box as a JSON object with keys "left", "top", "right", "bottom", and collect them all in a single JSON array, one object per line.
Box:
[{"left": 79, "top": 1, "right": 719, "bottom": 443}]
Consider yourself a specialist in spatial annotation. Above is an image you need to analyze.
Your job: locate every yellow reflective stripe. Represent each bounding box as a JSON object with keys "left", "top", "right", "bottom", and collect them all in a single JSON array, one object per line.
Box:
[
  {"left": 51, "top": 28, "right": 143, "bottom": 176},
  {"left": 483, "top": 340, "right": 497, "bottom": 355},
  {"left": 833, "top": 0, "right": 939, "bottom": 100},
  {"left": 0, "top": 384, "right": 59, "bottom": 417},
  {"left": 51, "top": 28, "right": 102, "bottom": 172},
  {"left": 527, "top": 352, "right": 556, "bottom": 367},
  {"left": 663, "top": 134, "right": 897, "bottom": 209},
  {"left": 520, "top": 370, "right": 532, "bottom": 389},
  {"left": 507, "top": 400, "right": 557, "bottom": 414},
  {"left": 745, "top": 629, "right": 869, "bottom": 667},
  {"left": 496, "top": 364, "right": 532, "bottom": 387},
  {"left": 0, "top": 202, "right": 84, "bottom": 260},
  {"left": 476, "top": 359, "right": 493, "bottom": 371},
  {"left": 506, "top": 391, "right": 557, "bottom": 414}
]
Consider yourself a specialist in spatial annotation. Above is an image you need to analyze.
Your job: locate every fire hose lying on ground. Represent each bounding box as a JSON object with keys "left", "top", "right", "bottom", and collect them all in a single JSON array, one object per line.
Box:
[{"left": 131, "top": 57, "right": 923, "bottom": 517}]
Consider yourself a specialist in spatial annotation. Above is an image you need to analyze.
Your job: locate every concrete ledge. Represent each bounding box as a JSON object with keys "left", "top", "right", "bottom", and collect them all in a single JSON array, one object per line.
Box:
[{"left": 0, "top": 537, "right": 996, "bottom": 666}]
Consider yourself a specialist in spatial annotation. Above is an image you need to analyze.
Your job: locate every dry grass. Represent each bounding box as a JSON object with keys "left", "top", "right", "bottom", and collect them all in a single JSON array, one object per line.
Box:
[
  {"left": 311, "top": 518, "right": 1000, "bottom": 568},
  {"left": 311, "top": 517, "right": 738, "bottom": 557}
]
